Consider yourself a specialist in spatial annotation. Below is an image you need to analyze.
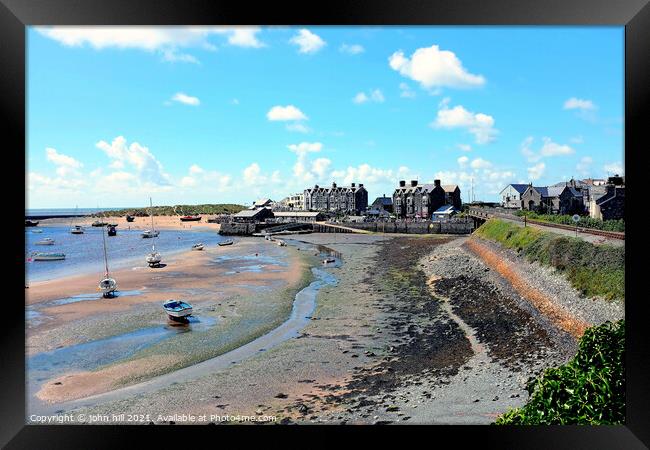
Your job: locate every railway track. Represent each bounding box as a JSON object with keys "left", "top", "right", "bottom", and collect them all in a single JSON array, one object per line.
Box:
[{"left": 468, "top": 209, "right": 625, "bottom": 241}]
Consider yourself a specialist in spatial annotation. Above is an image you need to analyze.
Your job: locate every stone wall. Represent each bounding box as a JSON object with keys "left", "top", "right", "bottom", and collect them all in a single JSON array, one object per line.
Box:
[{"left": 315, "top": 221, "right": 474, "bottom": 234}]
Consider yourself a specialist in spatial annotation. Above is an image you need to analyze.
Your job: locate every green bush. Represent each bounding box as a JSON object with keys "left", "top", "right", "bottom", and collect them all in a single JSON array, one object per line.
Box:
[
  {"left": 514, "top": 210, "right": 624, "bottom": 233},
  {"left": 495, "top": 320, "right": 625, "bottom": 425},
  {"left": 94, "top": 204, "right": 247, "bottom": 217},
  {"left": 475, "top": 219, "right": 624, "bottom": 301}
]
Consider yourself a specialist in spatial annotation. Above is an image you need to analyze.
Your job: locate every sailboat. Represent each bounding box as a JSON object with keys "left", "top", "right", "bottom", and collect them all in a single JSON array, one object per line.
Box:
[
  {"left": 145, "top": 197, "right": 162, "bottom": 267},
  {"left": 70, "top": 206, "right": 84, "bottom": 234},
  {"left": 98, "top": 224, "right": 117, "bottom": 297}
]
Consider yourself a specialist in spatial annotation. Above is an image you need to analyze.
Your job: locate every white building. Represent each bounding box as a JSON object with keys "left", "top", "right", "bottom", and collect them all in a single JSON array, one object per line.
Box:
[{"left": 499, "top": 184, "right": 529, "bottom": 209}]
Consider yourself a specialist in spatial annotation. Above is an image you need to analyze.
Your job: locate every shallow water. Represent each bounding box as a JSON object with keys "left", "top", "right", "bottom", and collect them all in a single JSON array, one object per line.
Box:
[{"left": 25, "top": 226, "right": 227, "bottom": 283}]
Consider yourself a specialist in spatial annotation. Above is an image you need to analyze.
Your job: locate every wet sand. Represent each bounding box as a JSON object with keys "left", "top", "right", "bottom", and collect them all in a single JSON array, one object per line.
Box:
[
  {"left": 39, "top": 214, "right": 221, "bottom": 232},
  {"left": 28, "top": 237, "right": 312, "bottom": 406}
]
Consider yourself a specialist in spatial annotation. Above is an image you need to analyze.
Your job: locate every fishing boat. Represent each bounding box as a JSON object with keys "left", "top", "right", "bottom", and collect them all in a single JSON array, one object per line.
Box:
[
  {"left": 218, "top": 239, "right": 234, "bottom": 246},
  {"left": 191, "top": 243, "right": 204, "bottom": 251},
  {"left": 25, "top": 220, "right": 39, "bottom": 227},
  {"left": 31, "top": 252, "right": 65, "bottom": 261},
  {"left": 146, "top": 197, "right": 162, "bottom": 267},
  {"left": 126, "top": 215, "right": 135, "bottom": 222},
  {"left": 180, "top": 215, "right": 201, "bottom": 222},
  {"left": 162, "top": 299, "right": 193, "bottom": 322},
  {"left": 107, "top": 225, "right": 117, "bottom": 236},
  {"left": 98, "top": 224, "right": 117, "bottom": 297},
  {"left": 35, "top": 237, "right": 55, "bottom": 245}
]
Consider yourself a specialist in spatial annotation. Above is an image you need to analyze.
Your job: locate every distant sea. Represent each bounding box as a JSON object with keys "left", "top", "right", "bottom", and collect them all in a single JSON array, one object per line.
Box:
[{"left": 26, "top": 208, "right": 127, "bottom": 218}]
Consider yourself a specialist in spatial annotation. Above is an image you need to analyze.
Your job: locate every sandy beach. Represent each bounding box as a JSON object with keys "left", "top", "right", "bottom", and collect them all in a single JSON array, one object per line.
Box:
[{"left": 39, "top": 214, "right": 222, "bottom": 232}]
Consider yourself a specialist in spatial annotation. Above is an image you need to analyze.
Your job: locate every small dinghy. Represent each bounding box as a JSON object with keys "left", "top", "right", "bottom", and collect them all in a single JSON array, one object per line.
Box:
[
  {"left": 276, "top": 239, "right": 286, "bottom": 246},
  {"left": 126, "top": 215, "right": 135, "bottom": 222},
  {"left": 323, "top": 256, "right": 336, "bottom": 264},
  {"left": 141, "top": 229, "right": 159, "bottom": 238},
  {"left": 35, "top": 237, "right": 55, "bottom": 245},
  {"left": 146, "top": 251, "right": 162, "bottom": 267},
  {"left": 218, "top": 239, "right": 234, "bottom": 246},
  {"left": 180, "top": 215, "right": 201, "bottom": 222},
  {"left": 163, "top": 299, "right": 193, "bottom": 322},
  {"left": 25, "top": 220, "right": 39, "bottom": 227},
  {"left": 107, "top": 225, "right": 117, "bottom": 236},
  {"left": 92, "top": 221, "right": 107, "bottom": 227},
  {"left": 192, "top": 243, "right": 204, "bottom": 251},
  {"left": 31, "top": 252, "right": 66, "bottom": 261},
  {"left": 98, "top": 277, "right": 117, "bottom": 297}
]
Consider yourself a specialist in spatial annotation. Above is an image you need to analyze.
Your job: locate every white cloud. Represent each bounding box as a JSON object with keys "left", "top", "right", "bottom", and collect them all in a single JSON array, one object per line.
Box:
[
  {"left": 457, "top": 156, "right": 469, "bottom": 168},
  {"left": 604, "top": 162, "right": 624, "bottom": 175},
  {"left": 243, "top": 163, "right": 262, "bottom": 185},
  {"left": 96, "top": 136, "right": 172, "bottom": 185},
  {"left": 389, "top": 45, "right": 485, "bottom": 90},
  {"left": 353, "top": 89, "right": 384, "bottom": 104},
  {"left": 289, "top": 29, "right": 326, "bottom": 54},
  {"left": 456, "top": 143, "right": 472, "bottom": 152},
  {"left": 311, "top": 158, "right": 331, "bottom": 179},
  {"left": 576, "top": 156, "right": 593, "bottom": 176},
  {"left": 286, "top": 123, "right": 311, "bottom": 133},
  {"left": 171, "top": 92, "right": 200, "bottom": 106},
  {"left": 563, "top": 97, "right": 596, "bottom": 111},
  {"left": 287, "top": 142, "right": 323, "bottom": 156},
  {"left": 432, "top": 102, "right": 497, "bottom": 144},
  {"left": 266, "top": 105, "right": 308, "bottom": 121},
  {"left": 399, "top": 82, "right": 416, "bottom": 99},
  {"left": 470, "top": 158, "right": 492, "bottom": 170},
  {"left": 45, "top": 147, "right": 82, "bottom": 169},
  {"left": 569, "top": 135, "right": 584, "bottom": 144},
  {"left": 527, "top": 162, "right": 546, "bottom": 180},
  {"left": 36, "top": 26, "right": 266, "bottom": 63},
  {"left": 340, "top": 43, "right": 364, "bottom": 55},
  {"left": 521, "top": 137, "right": 574, "bottom": 162}
]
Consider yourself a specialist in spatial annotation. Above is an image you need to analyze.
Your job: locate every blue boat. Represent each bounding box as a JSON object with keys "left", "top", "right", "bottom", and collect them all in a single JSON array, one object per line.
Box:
[{"left": 163, "top": 299, "right": 193, "bottom": 322}]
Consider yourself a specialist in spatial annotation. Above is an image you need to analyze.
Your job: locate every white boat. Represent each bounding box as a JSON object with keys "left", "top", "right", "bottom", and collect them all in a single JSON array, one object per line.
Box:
[
  {"left": 141, "top": 229, "right": 160, "bottom": 238},
  {"left": 218, "top": 239, "right": 234, "bottom": 246},
  {"left": 70, "top": 225, "right": 84, "bottom": 234},
  {"left": 191, "top": 243, "right": 204, "bottom": 251},
  {"left": 98, "top": 222, "right": 117, "bottom": 297},
  {"left": 323, "top": 256, "right": 336, "bottom": 264},
  {"left": 146, "top": 197, "right": 162, "bottom": 267},
  {"left": 163, "top": 299, "right": 193, "bottom": 322},
  {"left": 32, "top": 229, "right": 43, "bottom": 234},
  {"left": 35, "top": 237, "right": 55, "bottom": 245},
  {"left": 31, "top": 252, "right": 65, "bottom": 261},
  {"left": 276, "top": 239, "right": 286, "bottom": 246}
]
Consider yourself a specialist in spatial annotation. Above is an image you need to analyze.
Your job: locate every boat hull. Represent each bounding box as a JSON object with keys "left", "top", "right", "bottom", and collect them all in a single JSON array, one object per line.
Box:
[
  {"left": 32, "top": 253, "right": 65, "bottom": 261},
  {"left": 180, "top": 216, "right": 201, "bottom": 222}
]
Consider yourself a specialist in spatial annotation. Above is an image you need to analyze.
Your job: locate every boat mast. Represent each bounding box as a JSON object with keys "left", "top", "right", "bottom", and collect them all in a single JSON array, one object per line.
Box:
[
  {"left": 150, "top": 197, "right": 156, "bottom": 253},
  {"left": 102, "top": 223, "right": 110, "bottom": 277}
]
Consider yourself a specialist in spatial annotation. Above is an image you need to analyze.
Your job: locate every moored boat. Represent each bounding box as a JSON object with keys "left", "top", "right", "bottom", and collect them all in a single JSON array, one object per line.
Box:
[
  {"left": 92, "top": 221, "right": 108, "bottom": 227},
  {"left": 163, "top": 299, "right": 193, "bottom": 322},
  {"left": 191, "top": 243, "right": 204, "bottom": 251},
  {"left": 70, "top": 225, "right": 84, "bottom": 234},
  {"left": 31, "top": 229, "right": 43, "bottom": 233},
  {"left": 126, "top": 215, "right": 135, "bottom": 222},
  {"left": 180, "top": 215, "right": 201, "bottom": 222},
  {"left": 107, "top": 225, "right": 117, "bottom": 236},
  {"left": 276, "top": 239, "right": 286, "bottom": 246},
  {"left": 25, "top": 220, "right": 39, "bottom": 227},
  {"left": 145, "top": 197, "right": 163, "bottom": 267},
  {"left": 323, "top": 256, "right": 336, "bottom": 264},
  {"left": 98, "top": 212, "right": 118, "bottom": 297},
  {"left": 31, "top": 252, "right": 66, "bottom": 261},
  {"left": 141, "top": 229, "right": 160, "bottom": 238},
  {"left": 218, "top": 239, "right": 234, "bottom": 246},
  {"left": 35, "top": 237, "right": 55, "bottom": 245}
]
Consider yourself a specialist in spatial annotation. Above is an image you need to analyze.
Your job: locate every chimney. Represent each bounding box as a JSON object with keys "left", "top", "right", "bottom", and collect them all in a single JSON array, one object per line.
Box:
[
  {"left": 314, "top": 184, "right": 319, "bottom": 189},
  {"left": 410, "top": 180, "right": 418, "bottom": 187},
  {"left": 434, "top": 179, "right": 441, "bottom": 187},
  {"left": 351, "top": 182, "right": 355, "bottom": 187},
  {"left": 359, "top": 184, "right": 364, "bottom": 188},
  {"left": 332, "top": 182, "right": 337, "bottom": 188},
  {"left": 399, "top": 180, "right": 406, "bottom": 187}
]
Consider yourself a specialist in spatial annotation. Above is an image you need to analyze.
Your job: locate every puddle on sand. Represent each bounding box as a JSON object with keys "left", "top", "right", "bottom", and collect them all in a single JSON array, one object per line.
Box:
[
  {"left": 210, "top": 254, "right": 287, "bottom": 268},
  {"left": 45, "top": 290, "right": 144, "bottom": 307}
]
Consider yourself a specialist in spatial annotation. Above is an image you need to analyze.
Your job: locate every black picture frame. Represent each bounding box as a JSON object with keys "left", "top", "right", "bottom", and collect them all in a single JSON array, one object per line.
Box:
[{"left": 3, "top": 0, "right": 649, "bottom": 447}]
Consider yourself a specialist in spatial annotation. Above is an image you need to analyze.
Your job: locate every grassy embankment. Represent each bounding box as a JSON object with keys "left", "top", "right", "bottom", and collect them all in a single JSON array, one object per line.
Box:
[
  {"left": 514, "top": 210, "right": 625, "bottom": 233},
  {"left": 496, "top": 319, "right": 624, "bottom": 425},
  {"left": 474, "top": 219, "right": 624, "bottom": 301},
  {"left": 94, "top": 204, "right": 247, "bottom": 217}
]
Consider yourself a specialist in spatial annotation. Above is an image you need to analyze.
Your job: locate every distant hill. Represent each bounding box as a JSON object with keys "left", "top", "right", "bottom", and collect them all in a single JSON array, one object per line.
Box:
[{"left": 93, "top": 204, "right": 247, "bottom": 217}]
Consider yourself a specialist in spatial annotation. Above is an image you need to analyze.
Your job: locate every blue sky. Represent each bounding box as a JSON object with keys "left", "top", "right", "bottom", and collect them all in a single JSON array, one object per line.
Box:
[{"left": 26, "top": 26, "right": 624, "bottom": 208}]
